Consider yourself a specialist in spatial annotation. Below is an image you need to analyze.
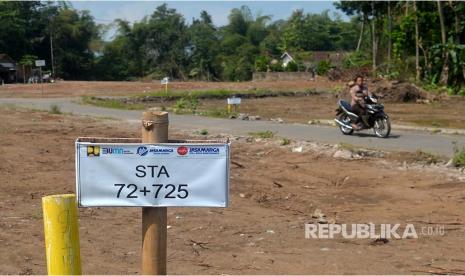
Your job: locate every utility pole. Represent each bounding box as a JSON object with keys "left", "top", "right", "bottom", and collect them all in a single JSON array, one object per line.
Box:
[
  {"left": 50, "top": 31, "right": 55, "bottom": 77},
  {"left": 49, "top": 14, "right": 55, "bottom": 77}
]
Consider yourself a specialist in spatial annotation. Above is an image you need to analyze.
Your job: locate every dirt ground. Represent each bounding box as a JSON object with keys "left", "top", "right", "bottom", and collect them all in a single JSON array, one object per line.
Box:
[
  {"left": 0, "top": 79, "right": 343, "bottom": 98},
  {"left": 1, "top": 106, "right": 465, "bottom": 274},
  {"left": 1, "top": 79, "right": 464, "bottom": 129},
  {"left": 198, "top": 94, "right": 465, "bottom": 129}
]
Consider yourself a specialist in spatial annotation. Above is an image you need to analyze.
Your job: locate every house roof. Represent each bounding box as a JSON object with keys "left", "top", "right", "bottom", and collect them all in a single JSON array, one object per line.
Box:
[
  {"left": 0, "top": 62, "right": 15, "bottom": 69},
  {"left": 0, "top": 54, "right": 16, "bottom": 71},
  {"left": 0, "top": 54, "right": 14, "bottom": 62},
  {"left": 280, "top": 52, "right": 294, "bottom": 61}
]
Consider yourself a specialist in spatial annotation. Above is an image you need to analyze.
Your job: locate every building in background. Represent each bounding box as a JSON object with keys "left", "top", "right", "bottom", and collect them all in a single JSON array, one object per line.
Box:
[{"left": 0, "top": 54, "right": 17, "bottom": 84}]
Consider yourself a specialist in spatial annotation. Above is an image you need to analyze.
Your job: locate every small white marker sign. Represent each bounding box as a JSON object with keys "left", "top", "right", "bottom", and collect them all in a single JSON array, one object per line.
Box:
[
  {"left": 227, "top": 97, "right": 241, "bottom": 105},
  {"left": 161, "top": 77, "right": 169, "bottom": 85},
  {"left": 35, "top": 60, "right": 45, "bottom": 67}
]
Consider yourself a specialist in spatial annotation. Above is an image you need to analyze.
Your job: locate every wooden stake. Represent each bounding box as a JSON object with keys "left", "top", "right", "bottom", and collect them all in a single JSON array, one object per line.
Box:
[{"left": 141, "top": 110, "right": 168, "bottom": 275}]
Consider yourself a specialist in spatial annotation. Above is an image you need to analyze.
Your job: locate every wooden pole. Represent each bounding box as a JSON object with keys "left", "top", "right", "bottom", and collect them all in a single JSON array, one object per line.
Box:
[
  {"left": 141, "top": 110, "right": 168, "bottom": 275},
  {"left": 42, "top": 194, "right": 82, "bottom": 275}
]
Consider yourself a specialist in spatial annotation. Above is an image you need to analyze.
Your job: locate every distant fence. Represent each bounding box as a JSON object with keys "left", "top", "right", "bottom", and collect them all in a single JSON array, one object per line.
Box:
[{"left": 252, "top": 72, "right": 313, "bottom": 82}]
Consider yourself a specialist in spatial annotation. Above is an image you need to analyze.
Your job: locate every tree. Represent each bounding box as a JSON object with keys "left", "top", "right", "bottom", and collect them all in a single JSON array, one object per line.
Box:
[
  {"left": 218, "top": 5, "right": 268, "bottom": 81},
  {"left": 188, "top": 11, "right": 220, "bottom": 80},
  {"left": 19, "top": 54, "right": 38, "bottom": 83},
  {"left": 145, "top": 4, "right": 189, "bottom": 79},
  {"left": 52, "top": 8, "right": 99, "bottom": 79},
  {"left": 387, "top": 0, "right": 392, "bottom": 73},
  {"left": 335, "top": 1, "right": 386, "bottom": 72},
  {"left": 414, "top": 0, "right": 420, "bottom": 81},
  {"left": 0, "top": 1, "right": 45, "bottom": 60},
  {"left": 437, "top": 0, "right": 448, "bottom": 84}
]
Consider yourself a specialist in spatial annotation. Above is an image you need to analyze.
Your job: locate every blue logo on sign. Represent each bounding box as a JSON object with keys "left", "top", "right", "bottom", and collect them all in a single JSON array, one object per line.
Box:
[
  {"left": 102, "top": 147, "right": 124, "bottom": 155},
  {"left": 137, "top": 146, "right": 149, "bottom": 156}
]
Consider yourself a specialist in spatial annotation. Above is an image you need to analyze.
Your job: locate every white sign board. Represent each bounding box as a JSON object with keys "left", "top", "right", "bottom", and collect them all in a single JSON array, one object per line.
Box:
[
  {"left": 227, "top": 97, "right": 241, "bottom": 105},
  {"left": 161, "top": 77, "right": 169, "bottom": 85},
  {"left": 76, "top": 140, "right": 230, "bottom": 207},
  {"left": 35, "top": 60, "right": 45, "bottom": 67}
]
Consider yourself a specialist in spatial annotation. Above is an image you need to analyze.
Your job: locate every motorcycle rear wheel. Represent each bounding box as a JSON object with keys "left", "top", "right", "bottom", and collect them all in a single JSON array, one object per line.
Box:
[{"left": 338, "top": 114, "right": 354, "bottom": 135}]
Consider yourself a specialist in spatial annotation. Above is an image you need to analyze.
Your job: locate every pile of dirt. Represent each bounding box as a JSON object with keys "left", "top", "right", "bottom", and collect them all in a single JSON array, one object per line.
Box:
[{"left": 372, "top": 81, "right": 429, "bottom": 103}]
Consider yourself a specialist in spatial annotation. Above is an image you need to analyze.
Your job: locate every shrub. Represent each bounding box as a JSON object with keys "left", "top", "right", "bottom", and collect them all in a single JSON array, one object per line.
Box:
[
  {"left": 452, "top": 143, "right": 465, "bottom": 167},
  {"left": 174, "top": 96, "right": 198, "bottom": 113},
  {"left": 285, "top": 61, "right": 299, "bottom": 72},
  {"left": 342, "top": 51, "right": 371, "bottom": 69},
  {"left": 174, "top": 98, "right": 187, "bottom": 110},
  {"left": 316, "top": 60, "right": 332, "bottom": 75},
  {"left": 255, "top": 56, "right": 269, "bottom": 72},
  {"left": 281, "top": 138, "right": 291, "bottom": 146},
  {"left": 49, "top": 104, "right": 62, "bottom": 114},
  {"left": 269, "top": 60, "right": 284, "bottom": 72},
  {"left": 413, "top": 150, "right": 440, "bottom": 165},
  {"left": 199, "top": 129, "right": 209, "bottom": 135},
  {"left": 248, "top": 130, "right": 274, "bottom": 139}
]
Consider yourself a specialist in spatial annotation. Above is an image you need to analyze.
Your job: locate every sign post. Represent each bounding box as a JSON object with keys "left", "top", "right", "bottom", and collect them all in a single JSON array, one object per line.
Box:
[
  {"left": 75, "top": 111, "right": 230, "bottom": 274},
  {"left": 141, "top": 110, "right": 168, "bottom": 275},
  {"left": 161, "top": 77, "right": 169, "bottom": 93},
  {"left": 35, "top": 60, "right": 45, "bottom": 96},
  {"left": 227, "top": 97, "right": 241, "bottom": 113}
]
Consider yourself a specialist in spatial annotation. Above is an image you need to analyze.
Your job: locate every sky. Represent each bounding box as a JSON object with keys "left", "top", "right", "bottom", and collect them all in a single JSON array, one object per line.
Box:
[{"left": 71, "top": 1, "right": 344, "bottom": 29}]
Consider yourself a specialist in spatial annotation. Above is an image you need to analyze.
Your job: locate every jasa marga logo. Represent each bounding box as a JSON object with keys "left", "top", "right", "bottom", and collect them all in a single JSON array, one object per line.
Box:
[
  {"left": 137, "top": 146, "right": 149, "bottom": 156},
  {"left": 87, "top": 146, "right": 100, "bottom": 157}
]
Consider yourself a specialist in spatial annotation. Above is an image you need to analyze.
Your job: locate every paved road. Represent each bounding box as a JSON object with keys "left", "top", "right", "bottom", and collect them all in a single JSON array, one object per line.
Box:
[{"left": 1, "top": 97, "right": 464, "bottom": 157}]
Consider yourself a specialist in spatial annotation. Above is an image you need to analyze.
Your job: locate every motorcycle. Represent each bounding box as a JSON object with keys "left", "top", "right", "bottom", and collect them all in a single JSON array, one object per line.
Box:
[{"left": 334, "top": 94, "right": 391, "bottom": 138}]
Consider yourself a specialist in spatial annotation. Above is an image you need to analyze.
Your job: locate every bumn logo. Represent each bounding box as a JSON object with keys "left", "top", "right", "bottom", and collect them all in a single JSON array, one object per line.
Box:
[{"left": 177, "top": 146, "right": 188, "bottom": 156}]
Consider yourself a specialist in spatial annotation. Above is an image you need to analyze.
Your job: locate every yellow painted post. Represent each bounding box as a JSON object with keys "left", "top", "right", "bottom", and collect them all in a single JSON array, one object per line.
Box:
[
  {"left": 42, "top": 194, "right": 82, "bottom": 275},
  {"left": 227, "top": 104, "right": 231, "bottom": 114}
]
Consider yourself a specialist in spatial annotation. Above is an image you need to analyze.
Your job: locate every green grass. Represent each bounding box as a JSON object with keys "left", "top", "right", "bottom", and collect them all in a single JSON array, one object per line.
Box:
[
  {"left": 410, "top": 118, "right": 451, "bottom": 128},
  {"left": 452, "top": 143, "right": 465, "bottom": 167},
  {"left": 412, "top": 150, "right": 441, "bottom": 165},
  {"left": 1, "top": 103, "right": 17, "bottom": 111},
  {"left": 338, "top": 142, "right": 357, "bottom": 152},
  {"left": 199, "top": 129, "right": 209, "bottom": 135},
  {"left": 281, "top": 138, "right": 291, "bottom": 146},
  {"left": 135, "top": 88, "right": 319, "bottom": 101},
  {"left": 49, "top": 104, "right": 62, "bottom": 114},
  {"left": 94, "top": 115, "right": 117, "bottom": 121},
  {"left": 140, "top": 88, "right": 270, "bottom": 99},
  {"left": 248, "top": 130, "right": 275, "bottom": 139},
  {"left": 198, "top": 109, "right": 231, "bottom": 118},
  {"left": 172, "top": 96, "right": 199, "bottom": 114},
  {"left": 81, "top": 96, "right": 144, "bottom": 110}
]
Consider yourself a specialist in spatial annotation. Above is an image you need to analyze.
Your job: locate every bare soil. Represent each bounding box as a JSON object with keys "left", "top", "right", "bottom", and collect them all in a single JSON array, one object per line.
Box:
[
  {"left": 1, "top": 79, "right": 463, "bottom": 129},
  {"left": 0, "top": 79, "right": 343, "bottom": 98},
  {"left": 197, "top": 94, "right": 465, "bottom": 129},
  {"left": 1, "top": 106, "right": 465, "bottom": 274}
]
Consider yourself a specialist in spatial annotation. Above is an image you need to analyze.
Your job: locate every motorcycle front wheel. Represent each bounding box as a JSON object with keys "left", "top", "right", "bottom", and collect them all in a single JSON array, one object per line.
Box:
[
  {"left": 373, "top": 116, "right": 391, "bottom": 138},
  {"left": 338, "top": 114, "right": 354, "bottom": 135}
]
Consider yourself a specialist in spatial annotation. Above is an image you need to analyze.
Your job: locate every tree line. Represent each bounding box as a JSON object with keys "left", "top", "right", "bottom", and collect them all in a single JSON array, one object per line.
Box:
[
  {"left": 0, "top": 1, "right": 358, "bottom": 81},
  {"left": 1, "top": 1, "right": 464, "bottom": 93},
  {"left": 97, "top": 5, "right": 361, "bottom": 81},
  {"left": 336, "top": 1, "right": 465, "bottom": 93}
]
